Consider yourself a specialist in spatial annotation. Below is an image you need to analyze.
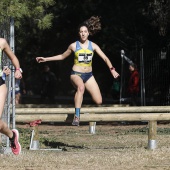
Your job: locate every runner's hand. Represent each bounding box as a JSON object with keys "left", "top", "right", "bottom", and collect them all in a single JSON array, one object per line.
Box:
[
  {"left": 3, "top": 66, "right": 10, "bottom": 76},
  {"left": 15, "top": 70, "right": 22, "bottom": 79},
  {"left": 111, "top": 70, "right": 120, "bottom": 79},
  {"left": 36, "top": 57, "right": 46, "bottom": 63}
]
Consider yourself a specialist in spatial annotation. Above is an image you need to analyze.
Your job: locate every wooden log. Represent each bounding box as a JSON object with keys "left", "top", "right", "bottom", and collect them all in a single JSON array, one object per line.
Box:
[
  {"left": 15, "top": 113, "right": 170, "bottom": 123},
  {"left": 148, "top": 121, "right": 157, "bottom": 140},
  {"left": 15, "top": 104, "right": 128, "bottom": 108},
  {"left": 148, "top": 121, "right": 157, "bottom": 149},
  {"left": 15, "top": 106, "right": 170, "bottom": 114}
]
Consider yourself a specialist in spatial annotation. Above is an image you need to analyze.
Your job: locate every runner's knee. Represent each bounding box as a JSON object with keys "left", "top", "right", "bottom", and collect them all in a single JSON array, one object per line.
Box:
[
  {"left": 77, "top": 85, "right": 85, "bottom": 94},
  {"left": 95, "top": 98, "right": 102, "bottom": 105}
]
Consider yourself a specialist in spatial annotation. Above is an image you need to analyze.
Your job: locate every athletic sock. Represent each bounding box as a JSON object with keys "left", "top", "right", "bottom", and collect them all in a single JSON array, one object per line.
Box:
[
  {"left": 9, "top": 131, "right": 15, "bottom": 141},
  {"left": 75, "top": 108, "right": 80, "bottom": 118}
]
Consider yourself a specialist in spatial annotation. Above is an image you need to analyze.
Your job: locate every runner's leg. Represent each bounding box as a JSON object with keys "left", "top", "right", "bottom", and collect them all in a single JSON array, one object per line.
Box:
[{"left": 85, "top": 76, "right": 102, "bottom": 105}]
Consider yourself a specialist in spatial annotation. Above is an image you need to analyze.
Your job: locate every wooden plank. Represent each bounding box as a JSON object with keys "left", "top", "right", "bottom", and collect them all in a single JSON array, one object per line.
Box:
[
  {"left": 15, "top": 104, "right": 128, "bottom": 108},
  {"left": 15, "top": 113, "right": 170, "bottom": 123},
  {"left": 15, "top": 106, "right": 170, "bottom": 114}
]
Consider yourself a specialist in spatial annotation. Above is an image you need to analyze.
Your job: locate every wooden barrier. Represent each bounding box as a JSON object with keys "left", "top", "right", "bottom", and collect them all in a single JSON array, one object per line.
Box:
[
  {"left": 15, "top": 106, "right": 170, "bottom": 150},
  {"left": 15, "top": 106, "right": 170, "bottom": 114}
]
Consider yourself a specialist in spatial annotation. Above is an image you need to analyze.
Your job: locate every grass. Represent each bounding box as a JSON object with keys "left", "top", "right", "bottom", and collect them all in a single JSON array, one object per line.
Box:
[{"left": 0, "top": 123, "right": 170, "bottom": 170}]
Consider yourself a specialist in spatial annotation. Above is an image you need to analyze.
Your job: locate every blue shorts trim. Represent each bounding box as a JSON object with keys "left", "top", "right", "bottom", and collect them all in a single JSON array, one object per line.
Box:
[
  {"left": 0, "top": 77, "right": 5, "bottom": 86},
  {"left": 71, "top": 70, "right": 93, "bottom": 83}
]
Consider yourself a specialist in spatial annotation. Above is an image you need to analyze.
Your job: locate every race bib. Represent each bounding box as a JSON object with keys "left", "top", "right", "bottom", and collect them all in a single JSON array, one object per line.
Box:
[{"left": 78, "top": 53, "right": 92, "bottom": 64}]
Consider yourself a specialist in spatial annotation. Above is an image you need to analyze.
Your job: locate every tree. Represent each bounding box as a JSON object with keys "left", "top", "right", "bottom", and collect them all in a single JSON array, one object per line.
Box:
[
  {"left": 0, "top": 0, "right": 55, "bottom": 31},
  {"left": 142, "top": 0, "right": 170, "bottom": 37}
]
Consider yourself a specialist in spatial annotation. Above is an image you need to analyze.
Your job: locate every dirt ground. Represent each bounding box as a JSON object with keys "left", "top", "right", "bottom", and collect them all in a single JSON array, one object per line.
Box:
[{"left": 1, "top": 122, "right": 170, "bottom": 170}]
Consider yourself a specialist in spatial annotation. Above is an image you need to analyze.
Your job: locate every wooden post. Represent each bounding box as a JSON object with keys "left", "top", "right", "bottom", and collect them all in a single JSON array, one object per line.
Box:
[
  {"left": 32, "top": 126, "right": 39, "bottom": 141},
  {"left": 148, "top": 121, "right": 157, "bottom": 150},
  {"left": 29, "top": 120, "right": 41, "bottom": 150}
]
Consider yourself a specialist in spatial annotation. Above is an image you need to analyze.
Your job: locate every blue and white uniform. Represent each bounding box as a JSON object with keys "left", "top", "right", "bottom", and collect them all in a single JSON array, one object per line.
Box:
[{"left": 71, "top": 41, "right": 94, "bottom": 83}]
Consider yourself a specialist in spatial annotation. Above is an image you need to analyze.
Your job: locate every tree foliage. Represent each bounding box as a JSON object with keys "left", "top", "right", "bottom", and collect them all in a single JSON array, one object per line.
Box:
[
  {"left": 0, "top": 0, "right": 55, "bottom": 29},
  {"left": 142, "top": 0, "right": 170, "bottom": 36}
]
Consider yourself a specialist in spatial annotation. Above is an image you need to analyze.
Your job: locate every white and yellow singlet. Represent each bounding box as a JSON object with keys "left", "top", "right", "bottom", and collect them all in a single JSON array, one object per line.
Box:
[{"left": 74, "top": 41, "right": 94, "bottom": 67}]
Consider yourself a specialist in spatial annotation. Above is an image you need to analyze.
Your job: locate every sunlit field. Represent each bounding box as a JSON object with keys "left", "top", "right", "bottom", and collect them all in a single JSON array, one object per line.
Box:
[{"left": 0, "top": 122, "right": 170, "bottom": 170}]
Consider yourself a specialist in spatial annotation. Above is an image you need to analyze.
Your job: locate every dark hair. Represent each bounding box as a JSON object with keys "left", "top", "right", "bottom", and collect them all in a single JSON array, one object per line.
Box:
[
  {"left": 130, "top": 63, "right": 137, "bottom": 70},
  {"left": 78, "top": 16, "right": 101, "bottom": 36}
]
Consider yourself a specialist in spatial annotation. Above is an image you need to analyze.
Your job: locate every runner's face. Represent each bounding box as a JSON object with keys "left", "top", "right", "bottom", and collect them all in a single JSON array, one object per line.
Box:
[{"left": 79, "top": 26, "right": 89, "bottom": 41}]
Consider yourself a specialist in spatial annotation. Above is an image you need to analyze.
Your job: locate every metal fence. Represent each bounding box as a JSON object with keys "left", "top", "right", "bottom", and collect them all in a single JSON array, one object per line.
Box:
[
  {"left": 143, "top": 47, "right": 170, "bottom": 106},
  {"left": 120, "top": 47, "right": 170, "bottom": 106}
]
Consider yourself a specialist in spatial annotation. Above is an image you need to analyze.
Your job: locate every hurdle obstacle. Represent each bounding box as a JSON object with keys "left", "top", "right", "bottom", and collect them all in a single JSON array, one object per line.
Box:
[{"left": 15, "top": 106, "right": 170, "bottom": 150}]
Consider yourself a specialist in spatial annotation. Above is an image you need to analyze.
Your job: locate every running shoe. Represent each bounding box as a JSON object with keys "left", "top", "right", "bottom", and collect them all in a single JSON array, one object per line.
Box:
[
  {"left": 72, "top": 116, "right": 80, "bottom": 126},
  {"left": 10, "top": 129, "right": 21, "bottom": 155}
]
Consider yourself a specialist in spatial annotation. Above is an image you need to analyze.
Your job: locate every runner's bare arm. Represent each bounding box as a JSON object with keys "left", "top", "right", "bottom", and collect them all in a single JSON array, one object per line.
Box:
[{"left": 36, "top": 43, "right": 75, "bottom": 63}]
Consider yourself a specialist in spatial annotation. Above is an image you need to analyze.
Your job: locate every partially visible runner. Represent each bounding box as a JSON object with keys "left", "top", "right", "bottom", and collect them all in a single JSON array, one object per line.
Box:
[
  {"left": 36, "top": 16, "right": 119, "bottom": 126},
  {"left": 14, "top": 78, "right": 26, "bottom": 104},
  {"left": 0, "top": 38, "right": 22, "bottom": 155}
]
